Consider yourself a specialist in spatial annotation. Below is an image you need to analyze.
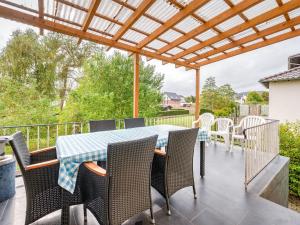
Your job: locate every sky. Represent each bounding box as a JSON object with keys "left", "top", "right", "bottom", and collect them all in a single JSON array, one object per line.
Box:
[{"left": 1, "top": 17, "right": 300, "bottom": 96}]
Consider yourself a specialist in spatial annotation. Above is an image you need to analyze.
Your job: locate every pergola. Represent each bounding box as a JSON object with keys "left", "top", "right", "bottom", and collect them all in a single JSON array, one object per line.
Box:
[{"left": 0, "top": 0, "right": 300, "bottom": 119}]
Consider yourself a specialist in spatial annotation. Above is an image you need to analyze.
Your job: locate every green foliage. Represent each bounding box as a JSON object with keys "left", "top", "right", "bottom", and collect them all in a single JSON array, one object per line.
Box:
[
  {"left": 0, "top": 29, "right": 99, "bottom": 125},
  {"left": 279, "top": 122, "right": 300, "bottom": 197},
  {"left": 60, "top": 51, "right": 164, "bottom": 122},
  {"left": 246, "top": 91, "right": 265, "bottom": 104},
  {"left": 185, "top": 95, "right": 195, "bottom": 103},
  {"left": 0, "top": 29, "right": 164, "bottom": 126},
  {"left": 261, "top": 91, "right": 269, "bottom": 103},
  {"left": 158, "top": 109, "right": 189, "bottom": 116},
  {"left": 200, "top": 77, "right": 236, "bottom": 117}
]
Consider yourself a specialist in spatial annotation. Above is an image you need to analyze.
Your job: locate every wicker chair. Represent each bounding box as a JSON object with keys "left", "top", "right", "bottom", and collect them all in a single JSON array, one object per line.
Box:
[
  {"left": 81, "top": 135, "right": 158, "bottom": 225},
  {"left": 151, "top": 128, "right": 199, "bottom": 215},
  {"left": 89, "top": 119, "right": 116, "bottom": 132},
  {"left": 9, "top": 131, "right": 61, "bottom": 225},
  {"left": 124, "top": 118, "right": 145, "bottom": 129},
  {"left": 9, "top": 131, "right": 86, "bottom": 225}
]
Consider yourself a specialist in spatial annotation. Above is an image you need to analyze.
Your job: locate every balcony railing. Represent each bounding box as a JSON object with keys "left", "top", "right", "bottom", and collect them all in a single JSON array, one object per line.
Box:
[
  {"left": 243, "top": 119, "right": 280, "bottom": 189},
  {"left": 0, "top": 115, "right": 194, "bottom": 151}
]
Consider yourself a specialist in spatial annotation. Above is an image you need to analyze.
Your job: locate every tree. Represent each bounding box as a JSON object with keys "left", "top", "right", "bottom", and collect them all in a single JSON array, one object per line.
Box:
[
  {"left": 0, "top": 29, "right": 99, "bottom": 125},
  {"left": 185, "top": 96, "right": 195, "bottom": 103},
  {"left": 60, "top": 51, "right": 164, "bottom": 122},
  {"left": 200, "top": 76, "right": 236, "bottom": 116},
  {"left": 261, "top": 91, "right": 269, "bottom": 103},
  {"left": 246, "top": 91, "right": 264, "bottom": 104}
]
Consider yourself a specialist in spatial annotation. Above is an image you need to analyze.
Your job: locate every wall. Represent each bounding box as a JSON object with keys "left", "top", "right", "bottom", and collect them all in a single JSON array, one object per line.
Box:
[{"left": 269, "top": 80, "right": 300, "bottom": 122}]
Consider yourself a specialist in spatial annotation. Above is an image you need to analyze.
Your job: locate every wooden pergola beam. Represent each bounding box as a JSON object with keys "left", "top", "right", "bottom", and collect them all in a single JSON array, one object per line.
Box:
[
  {"left": 133, "top": 54, "right": 140, "bottom": 118},
  {"left": 136, "top": 0, "right": 209, "bottom": 49},
  {"left": 195, "top": 69, "right": 200, "bottom": 122},
  {"left": 156, "top": 0, "right": 262, "bottom": 55},
  {"left": 182, "top": 0, "right": 300, "bottom": 62},
  {"left": 189, "top": 16, "right": 300, "bottom": 63},
  {"left": 0, "top": 5, "right": 198, "bottom": 69},
  {"left": 38, "top": 0, "right": 44, "bottom": 35},
  {"left": 112, "top": 0, "right": 155, "bottom": 42},
  {"left": 196, "top": 29, "right": 300, "bottom": 67},
  {"left": 78, "top": 0, "right": 101, "bottom": 44}
]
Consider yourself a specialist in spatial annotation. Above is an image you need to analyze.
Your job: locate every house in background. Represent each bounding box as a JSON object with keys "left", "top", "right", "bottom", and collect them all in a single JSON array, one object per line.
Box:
[
  {"left": 260, "top": 57, "right": 300, "bottom": 122},
  {"left": 163, "top": 92, "right": 187, "bottom": 108}
]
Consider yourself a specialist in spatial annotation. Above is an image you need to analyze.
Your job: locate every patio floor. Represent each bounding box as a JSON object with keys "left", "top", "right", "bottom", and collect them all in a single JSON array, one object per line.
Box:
[{"left": 1, "top": 142, "right": 300, "bottom": 225}]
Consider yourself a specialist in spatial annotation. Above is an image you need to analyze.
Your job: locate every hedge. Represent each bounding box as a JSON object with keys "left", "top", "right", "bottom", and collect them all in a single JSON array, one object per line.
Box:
[
  {"left": 279, "top": 122, "right": 300, "bottom": 197},
  {"left": 157, "top": 109, "right": 189, "bottom": 116}
]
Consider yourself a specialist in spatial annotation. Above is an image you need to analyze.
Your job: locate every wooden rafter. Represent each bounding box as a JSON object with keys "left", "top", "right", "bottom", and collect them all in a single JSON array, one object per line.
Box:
[
  {"left": 156, "top": 0, "right": 263, "bottom": 55},
  {"left": 111, "top": 0, "right": 155, "bottom": 42},
  {"left": 78, "top": 0, "right": 101, "bottom": 44},
  {"left": 38, "top": 0, "right": 44, "bottom": 35},
  {"left": 276, "top": 0, "right": 295, "bottom": 31},
  {"left": 178, "top": 0, "right": 300, "bottom": 62},
  {"left": 189, "top": 16, "right": 300, "bottom": 63},
  {"left": 196, "top": 29, "right": 300, "bottom": 67},
  {"left": 0, "top": 5, "right": 198, "bottom": 69},
  {"left": 136, "top": 0, "right": 210, "bottom": 49}
]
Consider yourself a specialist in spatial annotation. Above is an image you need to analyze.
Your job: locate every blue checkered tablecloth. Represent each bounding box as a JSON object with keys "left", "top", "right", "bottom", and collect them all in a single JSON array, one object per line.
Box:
[{"left": 56, "top": 125, "right": 209, "bottom": 193}]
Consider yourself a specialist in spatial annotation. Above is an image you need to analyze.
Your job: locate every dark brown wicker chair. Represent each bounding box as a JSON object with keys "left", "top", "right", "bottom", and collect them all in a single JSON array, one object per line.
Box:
[
  {"left": 9, "top": 131, "right": 85, "bottom": 225},
  {"left": 89, "top": 119, "right": 116, "bottom": 132},
  {"left": 81, "top": 135, "right": 158, "bottom": 225},
  {"left": 124, "top": 118, "right": 145, "bottom": 129},
  {"left": 151, "top": 128, "right": 199, "bottom": 215}
]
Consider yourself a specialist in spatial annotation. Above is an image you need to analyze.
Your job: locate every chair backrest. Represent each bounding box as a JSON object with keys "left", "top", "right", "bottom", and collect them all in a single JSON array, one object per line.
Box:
[
  {"left": 165, "top": 128, "right": 199, "bottom": 196},
  {"left": 106, "top": 135, "right": 157, "bottom": 225},
  {"left": 239, "top": 116, "right": 266, "bottom": 130},
  {"left": 200, "top": 113, "right": 214, "bottom": 131},
  {"left": 215, "top": 118, "right": 233, "bottom": 132},
  {"left": 9, "top": 132, "right": 30, "bottom": 172},
  {"left": 124, "top": 118, "right": 145, "bottom": 129},
  {"left": 89, "top": 120, "right": 116, "bottom": 132}
]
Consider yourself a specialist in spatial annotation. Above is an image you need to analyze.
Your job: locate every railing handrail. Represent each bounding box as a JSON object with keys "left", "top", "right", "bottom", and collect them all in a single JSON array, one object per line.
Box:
[
  {"left": 0, "top": 122, "right": 82, "bottom": 129},
  {"left": 242, "top": 119, "right": 279, "bottom": 138}
]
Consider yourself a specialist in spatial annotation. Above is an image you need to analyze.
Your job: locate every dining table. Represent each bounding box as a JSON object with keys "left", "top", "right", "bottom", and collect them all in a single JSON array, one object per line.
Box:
[{"left": 56, "top": 124, "right": 209, "bottom": 225}]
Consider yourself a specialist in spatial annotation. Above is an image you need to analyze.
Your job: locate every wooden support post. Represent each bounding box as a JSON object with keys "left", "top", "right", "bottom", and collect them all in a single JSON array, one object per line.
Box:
[
  {"left": 195, "top": 68, "right": 200, "bottom": 123},
  {"left": 133, "top": 54, "right": 140, "bottom": 118}
]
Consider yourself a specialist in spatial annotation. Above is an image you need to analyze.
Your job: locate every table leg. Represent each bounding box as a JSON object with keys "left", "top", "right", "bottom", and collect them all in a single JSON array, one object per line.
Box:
[{"left": 200, "top": 141, "right": 205, "bottom": 178}]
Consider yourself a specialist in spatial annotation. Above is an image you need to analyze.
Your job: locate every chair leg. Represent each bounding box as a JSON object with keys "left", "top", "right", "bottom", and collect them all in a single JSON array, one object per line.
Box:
[
  {"left": 224, "top": 135, "right": 230, "bottom": 151},
  {"left": 166, "top": 196, "right": 171, "bottom": 216},
  {"left": 193, "top": 184, "right": 197, "bottom": 199},
  {"left": 83, "top": 204, "right": 87, "bottom": 223},
  {"left": 150, "top": 204, "right": 155, "bottom": 224}
]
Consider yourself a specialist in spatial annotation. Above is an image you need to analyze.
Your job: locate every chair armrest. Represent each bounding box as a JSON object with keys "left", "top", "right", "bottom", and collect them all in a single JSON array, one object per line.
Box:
[
  {"left": 154, "top": 148, "right": 166, "bottom": 156},
  {"left": 192, "top": 119, "right": 201, "bottom": 128},
  {"left": 84, "top": 162, "right": 107, "bottom": 177},
  {"left": 30, "top": 146, "right": 57, "bottom": 163},
  {"left": 25, "top": 159, "right": 59, "bottom": 171},
  {"left": 30, "top": 146, "right": 56, "bottom": 155}
]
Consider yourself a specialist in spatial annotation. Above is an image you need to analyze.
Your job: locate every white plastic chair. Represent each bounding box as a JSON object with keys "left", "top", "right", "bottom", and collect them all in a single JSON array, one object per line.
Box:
[
  {"left": 231, "top": 116, "right": 266, "bottom": 151},
  {"left": 210, "top": 118, "right": 233, "bottom": 150},
  {"left": 192, "top": 113, "right": 215, "bottom": 133}
]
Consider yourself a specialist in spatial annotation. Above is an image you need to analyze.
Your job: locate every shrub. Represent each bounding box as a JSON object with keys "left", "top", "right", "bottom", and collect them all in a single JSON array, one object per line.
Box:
[
  {"left": 279, "top": 122, "right": 300, "bottom": 197},
  {"left": 157, "top": 109, "right": 189, "bottom": 116}
]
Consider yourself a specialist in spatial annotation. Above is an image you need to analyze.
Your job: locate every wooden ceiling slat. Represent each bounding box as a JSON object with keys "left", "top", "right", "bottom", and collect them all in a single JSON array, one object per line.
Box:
[
  {"left": 136, "top": 0, "right": 209, "bottom": 49},
  {"left": 0, "top": 5, "right": 197, "bottom": 69},
  {"left": 197, "top": 29, "right": 300, "bottom": 67},
  {"left": 174, "top": 0, "right": 300, "bottom": 61},
  {"left": 190, "top": 16, "right": 300, "bottom": 63},
  {"left": 276, "top": 0, "right": 295, "bottom": 31},
  {"left": 156, "top": 0, "right": 262, "bottom": 55}
]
